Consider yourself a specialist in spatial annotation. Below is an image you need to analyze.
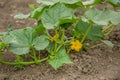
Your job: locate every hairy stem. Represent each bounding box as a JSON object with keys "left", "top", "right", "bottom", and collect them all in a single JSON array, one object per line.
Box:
[
  {"left": 102, "top": 24, "right": 113, "bottom": 32},
  {"left": 1, "top": 57, "right": 48, "bottom": 65},
  {"left": 67, "top": 48, "right": 71, "bottom": 54},
  {"left": 89, "top": 43, "right": 103, "bottom": 49},
  {"left": 104, "top": 26, "right": 115, "bottom": 38},
  {"left": 32, "top": 48, "right": 37, "bottom": 63},
  {"left": 56, "top": 29, "right": 65, "bottom": 52}
]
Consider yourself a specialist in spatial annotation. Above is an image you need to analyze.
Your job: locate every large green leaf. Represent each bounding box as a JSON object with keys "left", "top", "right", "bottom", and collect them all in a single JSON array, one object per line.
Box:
[
  {"left": 85, "top": 8, "right": 120, "bottom": 25},
  {"left": 33, "top": 35, "right": 49, "bottom": 50},
  {"left": 107, "top": 0, "right": 120, "bottom": 7},
  {"left": 37, "top": 0, "right": 81, "bottom": 5},
  {"left": 41, "top": 3, "right": 75, "bottom": 29},
  {"left": 75, "top": 20, "right": 103, "bottom": 41},
  {"left": 3, "top": 27, "right": 49, "bottom": 55},
  {"left": 48, "top": 48, "right": 72, "bottom": 70}
]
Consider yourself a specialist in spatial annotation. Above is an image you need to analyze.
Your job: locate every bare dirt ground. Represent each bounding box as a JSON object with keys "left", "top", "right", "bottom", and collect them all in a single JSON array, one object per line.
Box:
[{"left": 0, "top": 0, "right": 120, "bottom": 80}]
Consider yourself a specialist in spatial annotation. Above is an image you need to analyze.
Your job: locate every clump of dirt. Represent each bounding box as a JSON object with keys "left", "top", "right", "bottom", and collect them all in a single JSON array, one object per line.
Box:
[
  {"left": 0, "top": 0, "right": 120, "bottom": 80},
  {"left": 0, "top": 0, "right": 36, "bottom": 32}
]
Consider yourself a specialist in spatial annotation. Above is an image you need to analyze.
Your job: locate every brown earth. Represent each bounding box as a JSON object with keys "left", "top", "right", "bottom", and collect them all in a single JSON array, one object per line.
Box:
[{"left": 0, "top": 0, "right": 120, "bottom": 80}]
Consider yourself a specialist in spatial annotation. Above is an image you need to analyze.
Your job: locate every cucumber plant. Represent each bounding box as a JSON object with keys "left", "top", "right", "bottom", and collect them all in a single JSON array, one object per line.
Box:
[{"left": 0, "top": 0, "right": 119, "bottom": 70}]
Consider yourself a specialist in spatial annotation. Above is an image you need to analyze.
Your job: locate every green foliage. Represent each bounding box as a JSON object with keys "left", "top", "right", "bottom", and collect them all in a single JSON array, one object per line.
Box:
[
  {"left": 0, "top": 0, "right": 120, "bottom": 69},
  {"left": 107, "top": 0, "right": 120, "bottom": 7},
  {"left": 33, "top": 35, "right": 49, "bottom": 50},
  {"left": 37, "top": 0, "right": 81, "bottom": 5},
  {"left": 86, "top": 8, "right": 120, "bottom": 25},
  {"left": 3, "top": 27, "right": 49, "bottom": 55},
  {"left": 49, "top": 48, "right": 72, "bottom": 70},
  {"left": 82, "top": 0, "right": 102, "bottom": 6},
  {"left": 14, "top": 13, "right": 30, "bottom": 19},
  {"left": 101, "top": 40, "right": 114, "bottom": 47},
  {"left": 0, "top": 42, "right": 6, "bottom": 50},
  {"left": 35, "top": 20, "right": 45, "bottom": 35},
  {"left": 30, "top": 7, "right": 45, "bottom": 19},
  {"left": 75, "top": 20, "right": 103, "bottom": 41},
  {"left": 41, "top": 3, "right": 76, "bottom": 29},
  {"left": 14, "top": 7, "right": 45, "bottom": 20}
]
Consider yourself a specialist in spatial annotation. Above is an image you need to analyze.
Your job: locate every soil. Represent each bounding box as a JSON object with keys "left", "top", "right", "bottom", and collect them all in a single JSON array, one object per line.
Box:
[{"left": 0, "top": 0, "right": 120, "bottom": 80}]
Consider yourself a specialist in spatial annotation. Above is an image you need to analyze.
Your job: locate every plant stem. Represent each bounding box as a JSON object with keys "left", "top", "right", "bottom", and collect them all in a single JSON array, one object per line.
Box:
[
  {"left": 53, "top": 41, "right": 57, "bottom": 55},
  {"left": 89, "top": 43, "right": 103, "bottom": 49},
  {"left": 56, "top": 43, "right": 64, "bottom": 53},
  {"left": 15, "top": 55, "right": 24, "bottom": 67},
  {"left": 45, "top": 29, "right": 50, "bottom": 37},
  {"left": 102, "top": 24, "right": 112, "bottom": 32},
  {"left": 53, "top": 28, "right": 65, "bottom": 54},
  {"left": 38, "top": 51, "right": 41, "bottom": 59},
  {"left": 16, "top": 55, "right": 21, "bottom": 61},
  {"left": 81, "top": 25, "right": 92, "bottom": 43},
  {"left": 32, "top": 48, "right": 37, "bottom": 63},
  {"left": 67, "top": 48, "right": 71, "bottom": 54},
  {"left": 1, "top": 57, "right": 48, "bottom": 65},
  {"left": 61, "top": 29, "right": 65, "bottom": 42},
  {"left": 104, "top": 26, "right": 115, "bottom": 38}
]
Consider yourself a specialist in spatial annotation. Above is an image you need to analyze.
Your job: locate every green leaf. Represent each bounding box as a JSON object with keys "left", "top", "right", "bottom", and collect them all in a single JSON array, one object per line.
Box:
[
  {"left": 46, "top": 43, "right": 55, "bottom": 53},
  {"left": 14, "top": 7, "right": 45, "bottom": 20},
  {"left": 30, "top": 7, "right": 44, "bottom": 19},
  {"left": 86, "top": 8, "right": 120, "bottom": 25},
  {"left": 48, "top": 48, "right": 72, "bottom": 70},
  {"left": 37, "top": 0, "right": 81, "bottom": 5},
  {"left": 85, "top": 8, "right": 100, "bottom": 20},
  {"left": 35, "top": 25, "right": 45, "bottom": 35},
  {"left": 88, "top": 25, "right": 103, "bottom": 41},
  {"left": 3, "top": 27, "right": 36, "bottom": 54},
  {"left": 82, "top": 0, "right": 102, "bottom": 6},
  {"left": 60, "top": 23, "right": 72, "bottom": 29},
  {"left": 65, "top": 1, "right": 83, "bottom": 9},
  {"left": 60, "top": 18, "right": 77, "bottom": 28},
  {"left": 41, "top": 3, "right": 75, "bottom": 29},
  {"left": 33, "top": 35, "right": 49, "bottom": 50},
  {"left": 14, "top": 13, "right": 30, "bottom": 19},
  {"left": 107, "top": 0, "right": 120, "bottom": 7},
  {"left": 60, "top": 18, "right": 77, "bottom": 25},
  {"left": 8, "top": 44, "right": 30, "bottom": 55},
  {"left": 35, "top": 20, "right": 45, "bottom": 35},
  {"left": 3, "top": 27, "right": 49, "bottom": 55},
  {"left": 101, "top": 40, "right": 114, "bottom": 47},
  {"left": 75, "top": 20, "right": 103, "bottom": 41}
]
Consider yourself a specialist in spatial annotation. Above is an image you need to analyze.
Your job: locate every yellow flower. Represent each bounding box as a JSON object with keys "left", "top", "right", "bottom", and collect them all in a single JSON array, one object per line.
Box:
[
  {"left": 70, "top": 40, "right": 82, "bottom": 52},
  {"left": 50, "top": 34, "right": 59, "bottom": 42}
]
